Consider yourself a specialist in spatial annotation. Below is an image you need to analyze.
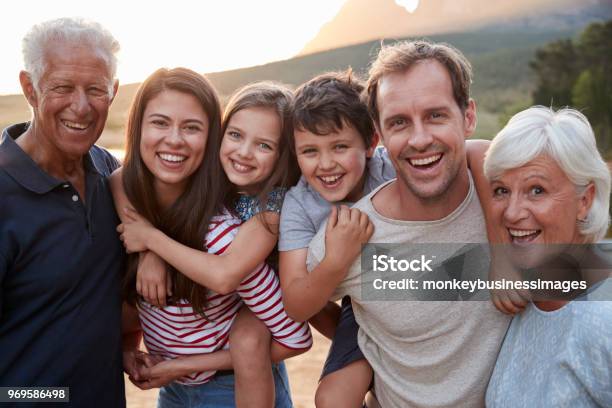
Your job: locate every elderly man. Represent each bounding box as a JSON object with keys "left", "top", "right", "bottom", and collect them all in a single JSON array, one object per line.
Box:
[
  {"left": 0, "top": 18, "right": 125, "bottom": 406},
  {"left": 307, "top": 41, "right": 511, "bottom": 407}
]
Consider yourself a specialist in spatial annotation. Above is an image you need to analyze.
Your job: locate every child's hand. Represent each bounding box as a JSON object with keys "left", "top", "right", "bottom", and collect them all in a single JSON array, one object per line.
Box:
[
  {"left": 137, "top": 251, "right": 172, "bottom": 307},
  {"left": 323, "top": 205, "right": 374, "bottom": 274},
  {"left": 117, "top": 207, "right": 155, "bottom": 253}
]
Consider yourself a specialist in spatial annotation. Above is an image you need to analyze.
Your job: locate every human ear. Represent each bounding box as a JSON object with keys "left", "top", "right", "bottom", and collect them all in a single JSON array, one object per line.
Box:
[
  {"left": 464, "top": 99, "right": 477, "bottom": 138},
  {"left": 19, "top": 71, "right": 38, "bottom": 108},
  {"left": 366, "top": 131, "right": 380, "bottom": 158},
  {"left": 577, "top": 182, "right": 595, "bottom": 222},
  {"left": 110, "top": 79, "right": 119, "bottom": 104}
]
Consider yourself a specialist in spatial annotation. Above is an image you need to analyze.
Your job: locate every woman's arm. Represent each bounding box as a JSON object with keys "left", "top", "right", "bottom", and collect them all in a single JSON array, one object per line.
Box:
[
  {"left": 122, "top": 302, "right": 161, "bottom": 383},
  {"left": 133, "top": 307, "right": 309, "bottom": 390},
  {"left": 133, "top": 338, "right": 304, "bottom": 390}
]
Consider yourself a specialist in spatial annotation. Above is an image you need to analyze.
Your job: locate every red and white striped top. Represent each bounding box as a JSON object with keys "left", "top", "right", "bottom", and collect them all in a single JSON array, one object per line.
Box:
[{"left": 137, "top": 212, "right": 312, "bottom": 385}]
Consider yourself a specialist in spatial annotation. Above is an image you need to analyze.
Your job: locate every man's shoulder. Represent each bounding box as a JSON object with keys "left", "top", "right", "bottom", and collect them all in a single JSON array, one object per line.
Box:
[
  {"left": 352, "top": 178, "right": 392, "bottom": 214},
  {"left": 89, "top": 145, "right": 121, "bottom": 176}
]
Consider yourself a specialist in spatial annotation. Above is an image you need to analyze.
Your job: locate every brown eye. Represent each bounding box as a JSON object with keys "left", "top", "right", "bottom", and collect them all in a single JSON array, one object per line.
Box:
[{"left": 493, "top": 186, "right": 508, "bottom": 197}]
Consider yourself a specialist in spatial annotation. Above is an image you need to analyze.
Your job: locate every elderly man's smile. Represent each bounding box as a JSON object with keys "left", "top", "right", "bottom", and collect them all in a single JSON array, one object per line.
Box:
[{"left": 60, "top": 119, "right": 91, "bottom": 131}]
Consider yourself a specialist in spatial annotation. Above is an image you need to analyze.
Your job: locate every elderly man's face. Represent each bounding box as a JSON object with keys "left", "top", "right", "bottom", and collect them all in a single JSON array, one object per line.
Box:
[
  {"left": 25, "top": 41, "right": 116, "bottom": 159},
  {"left": 376, "top": 59, "right": 476, "bottom": 203},
  {"left": 489, "top": 155, "right": 593, "bottom": 268}
]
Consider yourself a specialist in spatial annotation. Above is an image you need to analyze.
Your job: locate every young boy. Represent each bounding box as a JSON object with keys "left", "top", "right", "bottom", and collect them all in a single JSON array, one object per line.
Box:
[{"left": 278, "top": 70, "right": 394, "bottom": 407}]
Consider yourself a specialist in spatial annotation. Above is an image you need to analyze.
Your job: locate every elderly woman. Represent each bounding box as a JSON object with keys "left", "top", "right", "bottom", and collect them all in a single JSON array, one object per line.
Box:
[{"left": 483, "top": 106, "right": 612, "bottom": 407}]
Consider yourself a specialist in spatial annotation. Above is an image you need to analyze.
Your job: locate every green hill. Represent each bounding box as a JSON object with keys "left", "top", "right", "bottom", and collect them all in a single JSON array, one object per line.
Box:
[{"left": 0, "top": 28, "right": 579, "bottom": 147}]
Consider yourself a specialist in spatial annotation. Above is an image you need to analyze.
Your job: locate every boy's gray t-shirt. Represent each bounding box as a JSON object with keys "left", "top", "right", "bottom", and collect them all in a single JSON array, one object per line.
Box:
[{"left": 279, "top": 147, "right": 395, "bottom": 252}]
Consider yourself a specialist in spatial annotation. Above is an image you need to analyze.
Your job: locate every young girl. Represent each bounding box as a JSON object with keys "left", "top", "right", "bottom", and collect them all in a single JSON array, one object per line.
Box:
[{"left": 111, "top": 69, "right": 311, "bottom": 407}]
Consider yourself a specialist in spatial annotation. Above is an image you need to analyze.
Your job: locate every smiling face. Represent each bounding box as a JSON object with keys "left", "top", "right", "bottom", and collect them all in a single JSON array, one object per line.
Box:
[
  {"left": 24, "top": 41, "right": 116, "bottom": 160},
  {"left": 219, "top": 107, "right": 281, "bottom": 194},
  {"left": 376, "top": 59, "right": 476, "bottom": 205},
  {"left": 489, "top": 155, "right": 594, "bottom": 268},
  {"left": 294, "top": 122, "right": 374, "bottom": 203},
  {"left": 490, "top": 155, "right": 591, "bottom": 246},
  {"left": 140, "top": 89, "right": 209, "bottom": 200}
]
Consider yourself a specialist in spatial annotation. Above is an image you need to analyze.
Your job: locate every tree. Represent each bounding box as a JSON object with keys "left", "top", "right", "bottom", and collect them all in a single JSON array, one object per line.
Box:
[
  {"left": 530, "top": 39, "right": 580, "bottom": 108},
  {"left": 531, "top": 20, "right": 612, "bottom": 153},
  {"left": 572, "top": 68, "right": 612, "bottom": 152}
]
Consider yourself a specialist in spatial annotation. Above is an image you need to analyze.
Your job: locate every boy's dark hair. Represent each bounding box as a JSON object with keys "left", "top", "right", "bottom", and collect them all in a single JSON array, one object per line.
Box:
[{"left": 290, "top": 70, "right": 375, "bottom": 151}]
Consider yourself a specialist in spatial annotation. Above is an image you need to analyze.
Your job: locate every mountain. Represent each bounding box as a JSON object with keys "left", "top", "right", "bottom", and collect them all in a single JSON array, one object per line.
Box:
[
  {"left": 299, "top": 0, "right": 611, "bottom": 55},
  {"left": 0, "top": 26, "right": 581, "bottom": 145}
]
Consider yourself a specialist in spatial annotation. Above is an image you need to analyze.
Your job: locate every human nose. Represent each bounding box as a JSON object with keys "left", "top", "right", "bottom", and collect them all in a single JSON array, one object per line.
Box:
[
  {"left": 165, "top": 126, "right": 185, "bottom": 147},
  {"left": 70, "top": 89, "right": 92, "bottom": 117},
  {"left": 503, "top": 193, "right": 528, "bottom": 224},
  {"left": 318, "top": 150, "right": 336, "bottom": 171},
  {"left": 407, "top": 121, "right": 433, "bottom": 151},
  {"left": 236, "top": 140, "right": 253, "bottom": 158}
]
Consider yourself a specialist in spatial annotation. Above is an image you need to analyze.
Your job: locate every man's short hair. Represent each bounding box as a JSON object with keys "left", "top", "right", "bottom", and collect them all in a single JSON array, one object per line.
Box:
[
  {"left": 291, "top": 70, "right": 375, "bottom": 151},
  {"left": 22, "top": 17, "right": 120, "bottom": 94},
  {"left": 365, "top": 40, "right": 473, "bottom": 126}
]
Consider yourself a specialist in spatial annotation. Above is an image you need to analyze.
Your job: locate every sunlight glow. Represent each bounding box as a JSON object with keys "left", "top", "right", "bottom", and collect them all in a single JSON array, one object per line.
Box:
[
  {"left": 394, "top": 0, "right": 419, "bottom": 13},
  {"left": 0, "top": 0, "right": 346, "bottom": 95}
]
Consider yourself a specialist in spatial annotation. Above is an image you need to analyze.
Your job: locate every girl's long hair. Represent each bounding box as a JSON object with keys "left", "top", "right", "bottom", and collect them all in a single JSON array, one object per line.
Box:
[{"left": 122, "top": 67, "right": 228, "bottom": 315}]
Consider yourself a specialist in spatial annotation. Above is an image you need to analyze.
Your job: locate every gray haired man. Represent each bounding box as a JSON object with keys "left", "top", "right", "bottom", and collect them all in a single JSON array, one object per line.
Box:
[{"left": 0, "top": 18, "right": 125, "bottom": 406}]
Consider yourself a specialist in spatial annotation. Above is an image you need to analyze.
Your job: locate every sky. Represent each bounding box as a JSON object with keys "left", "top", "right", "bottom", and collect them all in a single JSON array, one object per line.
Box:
[{"left": 1, "top": 0, "right": 357, "bottom": 95}]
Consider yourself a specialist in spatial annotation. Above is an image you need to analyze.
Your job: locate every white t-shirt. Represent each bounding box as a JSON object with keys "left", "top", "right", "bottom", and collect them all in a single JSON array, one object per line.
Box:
[{"left": 307, "top": 175, "right": 511, "bottom": 407}]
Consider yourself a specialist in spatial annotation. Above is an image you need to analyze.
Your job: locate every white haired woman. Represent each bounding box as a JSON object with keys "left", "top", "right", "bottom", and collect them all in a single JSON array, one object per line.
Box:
[{"left": 484, "top": 107, "right": 612, "bottom": 407}]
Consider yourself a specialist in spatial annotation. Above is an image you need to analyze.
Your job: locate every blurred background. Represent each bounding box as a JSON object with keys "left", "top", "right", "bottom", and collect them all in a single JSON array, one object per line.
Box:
[{"left": 2, "top": 1, "right": 611, "bottom": 406}]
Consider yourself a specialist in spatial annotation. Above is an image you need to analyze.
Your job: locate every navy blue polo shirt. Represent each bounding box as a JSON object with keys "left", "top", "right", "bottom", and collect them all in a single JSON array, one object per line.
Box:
[{"left": 0, "top": 123, "right": 125, "bottom": 407}]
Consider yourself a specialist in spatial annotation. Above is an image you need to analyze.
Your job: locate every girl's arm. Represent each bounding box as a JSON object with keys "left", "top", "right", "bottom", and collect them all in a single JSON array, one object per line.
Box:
[
  {"left": 119, "top": 208, "right": 279, "bottom": 295},
  {"left": 112, "top": 168, "right": 277, "bottom": 297}
]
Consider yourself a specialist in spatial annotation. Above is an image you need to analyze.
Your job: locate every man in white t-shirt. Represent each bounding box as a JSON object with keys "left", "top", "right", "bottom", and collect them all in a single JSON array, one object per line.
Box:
[{"left": 307, "top": 40, "right": 511, "bottom": 407}]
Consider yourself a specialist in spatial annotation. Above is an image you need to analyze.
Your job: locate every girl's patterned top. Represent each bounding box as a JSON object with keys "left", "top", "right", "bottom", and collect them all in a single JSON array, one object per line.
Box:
[{"left": 235, "top": 187, "right": 286, "bottom": 222}]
